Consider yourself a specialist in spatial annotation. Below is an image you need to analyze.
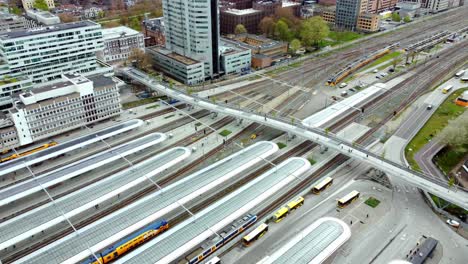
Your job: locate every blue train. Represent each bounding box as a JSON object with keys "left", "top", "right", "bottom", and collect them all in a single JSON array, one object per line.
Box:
[{"left": 82, "top": 220, "right": 169, "bottom": 264}]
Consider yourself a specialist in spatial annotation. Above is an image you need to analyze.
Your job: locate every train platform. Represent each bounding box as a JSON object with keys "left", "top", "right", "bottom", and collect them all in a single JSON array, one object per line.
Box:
[
  {"left": 0, "top": 119, "right": 143, "bottom": 178},
  {"left": 0, "top": 133, "right": 166, "bottom": 207},
  {"left": 117, "top": 157, "right": 311, "bottom": 264},
  {"left": 257, "top": 217, "right": 351, "bottom": 264},
  {"left": 302, "top": 84, "right": 385, "bottom": 128},
  {"left": 0, "top": 146, "right": 188, "bottom": 257},
  {"left": 14, "top": 141, "right": 278, "bottom": 264}
]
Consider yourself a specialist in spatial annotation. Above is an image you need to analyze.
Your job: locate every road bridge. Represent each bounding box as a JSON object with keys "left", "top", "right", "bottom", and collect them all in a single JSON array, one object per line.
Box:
[{"left": 122, "top": 68, "right": 468, "bottom": 210}]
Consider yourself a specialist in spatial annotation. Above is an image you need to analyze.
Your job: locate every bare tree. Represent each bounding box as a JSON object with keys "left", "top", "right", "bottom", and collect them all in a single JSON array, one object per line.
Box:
[{"left": 437, "top": 112, "right": 468, "bottom": 152}]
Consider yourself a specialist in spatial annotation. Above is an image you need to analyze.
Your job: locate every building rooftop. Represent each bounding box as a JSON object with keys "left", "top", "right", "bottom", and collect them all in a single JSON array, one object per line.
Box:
[
  {"left": 223, "top": 8, "right": 262, "bottom": 15},
  {"left": 148, "top": 46, "right": 200, "bottom": 65},
  {"left": 259, "top": 217, "right": 351, "bottom": 264},
  {"left": 0, "top": 20, "right": 98, "bottom": 40},
  {"left": 87, "top": 75, "right": 116, "bottom": 88},
  {"left": 220, "top": 38, "right": 249, "bottom": 55},
  {"left": 231, "top": 34, "right": 287, "bottom": 51},
  {"left": 102, "top": 26, "right": 141, "bottom": 40}
]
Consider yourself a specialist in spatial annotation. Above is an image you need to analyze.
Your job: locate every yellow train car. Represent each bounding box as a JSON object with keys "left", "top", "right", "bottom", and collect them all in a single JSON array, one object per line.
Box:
[
  {"left": 84, "top": 220, "right": 169, "bottom": 264},
  {"left": 287, "top": 196, "right": 304, "bottom": 211},
  {"left": 0, "top": 142, "right": 58, "bottom": 163},
  {"left": 273, "top": 207, "right": 289, "bottom": 223}
]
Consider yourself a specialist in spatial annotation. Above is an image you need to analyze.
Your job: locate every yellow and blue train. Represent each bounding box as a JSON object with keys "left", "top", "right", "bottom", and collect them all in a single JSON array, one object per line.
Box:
[{"left": 82, "top": 220, "right": 169, "bottom": 264}]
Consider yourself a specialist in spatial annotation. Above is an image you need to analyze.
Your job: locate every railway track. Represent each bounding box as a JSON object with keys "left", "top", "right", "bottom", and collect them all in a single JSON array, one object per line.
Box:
[
  {"left": 327, "top": 40, "right": 468, "bottom": 134},
  {"left": 2, "top": 115, "right": 267, "bottom": 263},
  {"left": 0, "top": 109, "right": 210, "bottom": 191}
]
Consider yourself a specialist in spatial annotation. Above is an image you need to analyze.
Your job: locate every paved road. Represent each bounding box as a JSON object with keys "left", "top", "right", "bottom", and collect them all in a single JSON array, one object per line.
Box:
[{"left": 414, "top": 140, "right": 446, "bottom": 180}]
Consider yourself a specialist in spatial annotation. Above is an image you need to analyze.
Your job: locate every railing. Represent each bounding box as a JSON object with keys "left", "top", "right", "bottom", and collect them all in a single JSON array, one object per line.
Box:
[{"left": 123, "top": 67, "right": 468, "bottom": 197}]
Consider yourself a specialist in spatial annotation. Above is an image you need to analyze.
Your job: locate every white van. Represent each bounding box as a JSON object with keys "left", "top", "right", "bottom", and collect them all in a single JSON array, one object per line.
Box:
[{"left": 341, "top": 91, "right": 348, "bottom": 97}]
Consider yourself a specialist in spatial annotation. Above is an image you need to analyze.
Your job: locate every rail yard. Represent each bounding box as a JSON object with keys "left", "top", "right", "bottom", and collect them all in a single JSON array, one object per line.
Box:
[{"left": 0, "top": 6, "right": 467, "bottom": 264}]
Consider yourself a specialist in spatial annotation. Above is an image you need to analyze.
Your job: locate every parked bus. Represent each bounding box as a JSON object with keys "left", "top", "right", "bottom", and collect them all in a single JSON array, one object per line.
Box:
[
  {"left": 337, "top": 190, "right": 360, "bottom": 208},
  {"left": 442, "top": 85, "right": 453, "bottom": 94},
  {"left": 287, "top": 196, "right": 304, "bottom": 211},
  {"left": 273, "top": 207, "right": 289, "bottom": 223},
  {"left": 312, "top": 177, "right": 334, "bottom": 194},
  {"left": 455, "top": 70, "right": 465, "bottom": 78},
  {"left": 242, "top": 223, "right": 268, "bottom": 246}
]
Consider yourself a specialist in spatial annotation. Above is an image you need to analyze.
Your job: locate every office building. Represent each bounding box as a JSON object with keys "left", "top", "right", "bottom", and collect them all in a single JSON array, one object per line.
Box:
[
  {"left": 9, "top": 73, "right": 121, "bottom": 146},
  {"left": 141, "top": 17, "right": 166, "bottom": 47},
  {"left": 367, "top": 0, "right": 398, "bottom": 13},
  {"left": 25, "top": 9, "right": 61, "bottom": 25},
  {"left": 0, "top": 21, "right": 108, "bottom": 85},
  {"left": 220, "top": 0, "right": 301, "bottom": 34},
  {"left": 335, "top": 0, "right": 368, "bottom": 30},
  {"left": 0, "top": 112, "right": 19, "bottom": 152},
  {"left": 147, "top": 47, "right": 205, "bottom": 85},
  {"left": 163, "top": 0, "right": 220, "bottom": 79},
  {"left": 319, "top": 7, "right": 380, "bottom": 32},
  {"left": 220, "top": 39, "right": 251, "bottom": 75},
  {"left": 0, "top": 11, "right": 28, "bottom": 33},
  {"left": 426, "top": 0, "right": 449, "bottom": 12},
  {"left": 99, "top": 26, "right": 145, "bottom": 63},
  {"left": 22, "top": 0, "right": 55, "bottom": 10}
]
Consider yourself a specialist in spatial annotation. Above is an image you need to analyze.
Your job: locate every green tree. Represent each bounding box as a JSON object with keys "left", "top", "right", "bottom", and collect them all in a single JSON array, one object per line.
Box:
[
  {"left": 391, "top": 55, "right": 402, "bottom": 70},
  {"left": 33, "top": 0, "right": 49, "bottom": 11},
  {"left": 128, "top": 16, "right": 141, "bottom": 31},
  {"left": 289, "top": 39, "right": 301, "bottom": 54},
  {"left": 10, "top": 6, "right": 22, "bottom": 15},
  {"left": 234, "top": 24, "right": 247, "bottom": 35},
  {"left": 258, "top": 16, "right": 275, "bottom": 37},
  {"left": 299, "top": 17, "right": 330, "bottom": 47},
  {"left": 274, "top": 19, "right": 294, "bottom": 41},
  {"left": 392, "top": 12, "right": 401, "bottom": 22},
  {"left": 403, "top": 15, "right": 411, "bottom": 23}
]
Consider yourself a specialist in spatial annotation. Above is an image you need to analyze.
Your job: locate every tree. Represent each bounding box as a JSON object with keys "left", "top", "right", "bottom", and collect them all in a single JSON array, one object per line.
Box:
[
  {"left": 403, "top": 15, "right": 411, "bottom": 23},
  {"left": 128, "top": 17, "right": 141, "bottom": 31},
  {"left": 258, "top": 17, "right": 275, "bottom": 37},
  {"left": 128, "top": 48, "right": 152, "bottom": 71},
  {"left": 274, "top": 19, "right": 293, "bottom": 41},
  {"left": 289, "top": 39, "right": 301, "bottom": 54},
  {"left": 10, "top": 6, "right": 22, "bottom": 15},
  {"left": 392, "top": 12, "right": 401, "bottom": 22},
  {"left": 299, "top": 17, "right": 330, "bottom": 47},
  {"left": 58, "top": 13, "right": 78, "bottom": 23},
  {"left": 33, "top": 0, "right": 49, "bottom": 11},
  {"left": 234, "top": 24, "right": 247, "bottom": 35},
  {"left": 391, "top": 55, "right": 402, "bottom": 70},
  {"left": 437, "top": 112, "right": 468, "bottom": 153}
]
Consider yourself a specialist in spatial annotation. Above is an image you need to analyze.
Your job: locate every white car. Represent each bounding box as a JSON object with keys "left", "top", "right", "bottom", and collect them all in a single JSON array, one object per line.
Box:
[
  {"left": 339, "top": 82, "right": 348, "bottom": 88},
  {"left": 373, "top": 69, "right": 379, "bottom": 73},
  {"left": 446, "top": 219, "right": 460, "bottom": 228}
]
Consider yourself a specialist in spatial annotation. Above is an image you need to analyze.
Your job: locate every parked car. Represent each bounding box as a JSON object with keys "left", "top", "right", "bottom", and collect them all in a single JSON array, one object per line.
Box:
[
  {"left": 339, "top": 82, "right": 348, "bottom": 88},
  {"left": 349, "top": 88, "right": 357, "bottom": 92},
  {"left": 446, "top": 219, "right": 460, "bottom": 228},
  {"left": 373, "top": 69, "right": 379, "bottom": 73},
  {"left": 340, "top": 91, "right": 348, "bottom": 97}
]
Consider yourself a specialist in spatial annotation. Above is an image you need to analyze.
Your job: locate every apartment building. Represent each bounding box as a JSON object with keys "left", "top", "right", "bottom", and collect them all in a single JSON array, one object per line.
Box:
[
  {"left": 0, "top": 21, "right": 106, "bottom": 85},
  {"left": 100, "top": 26, "right": 145, "bottom": 63},
  {"left": 22, "top": 0, "right": 55, "bottom": 10},
  {"left": 0, "top": 112, "right": 19, "bottom": 152},
  {"left": 163, "top": 0, "right": 220, "bottom": 79},
  {"left": 335, "top": 0, "right": 368, "bottom": 30},
  {"left": 9, "top": 73, "right": 121, "bottom": 146}
]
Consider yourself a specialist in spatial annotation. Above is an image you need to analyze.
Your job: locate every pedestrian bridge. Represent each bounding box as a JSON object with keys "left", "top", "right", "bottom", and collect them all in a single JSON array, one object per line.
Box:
[{"left": 122, "top": 68, "right": 468, "bottom": 210}]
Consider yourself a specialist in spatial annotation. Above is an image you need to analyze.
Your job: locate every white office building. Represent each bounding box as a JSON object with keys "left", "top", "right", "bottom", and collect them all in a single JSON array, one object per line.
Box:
[
  {"left": 9, "top": 73, "right": 121, "bottom": 146},
  {"left": 25, "top": 9, "right": 61, "bottom": 25},
  {"left": 0, "top": 21, "right": 106, "bottom": 85},
  {"left": 100, "top": 26, "right": 145, "bottom": 63},
  {"left": 163, "top": 0, "right": 220, "bottom": 79},
  {"left": 220, "top": 39, "right": 251, "bottom": 75}
]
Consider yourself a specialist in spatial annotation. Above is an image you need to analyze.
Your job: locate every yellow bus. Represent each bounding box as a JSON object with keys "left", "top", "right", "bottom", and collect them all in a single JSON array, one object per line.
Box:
[
  {"left": 242, "top": 223, "right": 268, "bottom": 246},
  {"left": 337, "top": 190, "right": 360, "bottom": 208},
  {"left": 273, "top": 207, "right": 289, "bottom": 223},
  {"left": 312, "top": 177, "right": 333, "bottom": 194},
  {"left": 442, "top": 85, "right": 453, "bottom": 94},
  {"left": 287, "top": 196, "right": 304, "bottom": 211}
]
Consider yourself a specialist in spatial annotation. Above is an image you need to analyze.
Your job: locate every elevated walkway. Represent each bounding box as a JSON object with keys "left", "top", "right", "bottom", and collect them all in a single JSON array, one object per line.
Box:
[{"left": 122, "top": 68, "right": 468, "bottom": 210}]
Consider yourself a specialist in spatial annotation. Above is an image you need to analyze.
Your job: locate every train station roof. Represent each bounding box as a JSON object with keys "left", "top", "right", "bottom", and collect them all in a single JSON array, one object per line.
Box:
[{"left": 259, "top": 217, "right": 351, "bottom": 264}]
